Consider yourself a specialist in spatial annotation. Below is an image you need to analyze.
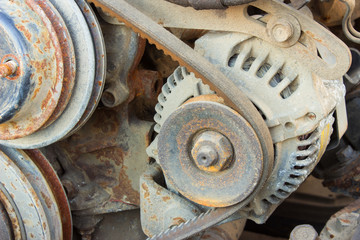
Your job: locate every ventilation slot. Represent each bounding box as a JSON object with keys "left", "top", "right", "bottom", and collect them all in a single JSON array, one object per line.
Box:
[
  {"left": 269, "top": 71, "right": 284, "bottom": 87},
  {"left": 256, "top": 63, "right": 271, "bottom": 78},
  {"left": 296, "top": 131, "right": 317, "bottom": 160},
  {"left": 280, "top": 77, "right": 299, "bottom": 99},
  {"left": 228, "top": 54, "right": 239, "bottom": 67},
  {"left": 242, "top": 57, "right": 256, "bottom": 71}
]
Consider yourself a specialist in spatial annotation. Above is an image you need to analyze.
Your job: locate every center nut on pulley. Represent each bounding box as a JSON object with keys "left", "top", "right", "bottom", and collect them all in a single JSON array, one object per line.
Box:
[
  {"left": 158, "top": 96, "right": 265, "bottom": 207},
  {"left": 0, "top": 0, "right": 105, "bottom": 149}
]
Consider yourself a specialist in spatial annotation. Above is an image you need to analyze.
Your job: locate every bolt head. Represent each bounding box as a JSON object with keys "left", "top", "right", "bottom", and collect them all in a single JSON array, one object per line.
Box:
[
  {"left": 191, "top": 131, "right": 233, "bottom": 172},
  {"left": 195, "top": 145, "right": 219, "bottom": 167},
  {"left": 271, "top": 21, "right": 293, "bottom": 43}
]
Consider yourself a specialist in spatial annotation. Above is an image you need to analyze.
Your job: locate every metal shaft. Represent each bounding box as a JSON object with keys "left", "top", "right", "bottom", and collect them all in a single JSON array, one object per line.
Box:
[{"left": 0, "top": 61, "right": 17, "bottom": 78}]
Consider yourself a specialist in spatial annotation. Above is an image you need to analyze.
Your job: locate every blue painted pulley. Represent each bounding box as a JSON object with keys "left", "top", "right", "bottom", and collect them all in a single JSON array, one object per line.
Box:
[
  {"left": 0, "top": 0, "right": 106, "bottom": 148},
  {"left": 0, "top": 0, "right": 64, "bottom": 140}
]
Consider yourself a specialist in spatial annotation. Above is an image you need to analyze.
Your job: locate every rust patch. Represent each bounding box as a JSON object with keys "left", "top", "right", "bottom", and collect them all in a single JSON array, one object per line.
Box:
[
  {"left": 112, "top": 166, "right": 140, "bottom": 205},
  {"left": 142, "top": 183, "right": 150, "bottom": 199},
  {"left": 40, "top": 191, "right": 53, "bottom": 209},
  {"left": 15, "top": 24, "right": 32, "bottom": 41},
  {"left": 172, "top": 217, "right": 186, "bottom": 225},
  {"left": 162, "top": 196, "right": 170, "bottom": 202},
  {"left": 38, "top": 0, "right": 76, "bottom": 128}
]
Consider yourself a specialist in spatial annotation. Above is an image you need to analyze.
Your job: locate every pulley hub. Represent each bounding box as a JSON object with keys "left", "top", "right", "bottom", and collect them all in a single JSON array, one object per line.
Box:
[{"left": 191, "top": 130, "right": 234, "bottom": 173}]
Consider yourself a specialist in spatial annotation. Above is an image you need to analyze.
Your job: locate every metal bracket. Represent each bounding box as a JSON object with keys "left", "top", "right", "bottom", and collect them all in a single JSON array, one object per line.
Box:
[{"left": 126, "top": 0, "right": 351, "bottom": 80}]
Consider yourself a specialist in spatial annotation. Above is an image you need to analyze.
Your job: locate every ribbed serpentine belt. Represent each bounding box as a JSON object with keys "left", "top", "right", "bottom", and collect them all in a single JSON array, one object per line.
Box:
[{"left": 88, "top": 0, "right": 274, "bottom": 239}]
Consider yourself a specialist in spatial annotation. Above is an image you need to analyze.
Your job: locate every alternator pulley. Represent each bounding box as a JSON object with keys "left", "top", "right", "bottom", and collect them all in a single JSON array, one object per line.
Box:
[{"left": 158, "top": 100, "right": 264, "bottom": 207}]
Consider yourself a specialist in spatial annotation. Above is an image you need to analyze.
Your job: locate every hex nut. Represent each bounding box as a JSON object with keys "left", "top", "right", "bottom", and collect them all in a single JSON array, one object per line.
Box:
[{"left": 191, "top": 131, "right": 234, "bottom": 172}]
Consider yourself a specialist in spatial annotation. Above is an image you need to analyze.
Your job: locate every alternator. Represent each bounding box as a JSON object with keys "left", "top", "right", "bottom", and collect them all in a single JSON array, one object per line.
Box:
[{"left": 148, "top": 31, "right": 346, "bottom": 223}]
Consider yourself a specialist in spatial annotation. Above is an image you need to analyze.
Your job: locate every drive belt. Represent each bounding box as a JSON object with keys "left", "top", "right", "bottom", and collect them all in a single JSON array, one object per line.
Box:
[{"left": 88, "top": 0, "right": 274, "bottom": 239}]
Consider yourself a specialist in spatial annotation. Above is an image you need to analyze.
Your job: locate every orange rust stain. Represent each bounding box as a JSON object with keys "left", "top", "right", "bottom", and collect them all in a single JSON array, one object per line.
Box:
[
  {"left": 340, "top": 218, "right": 351, "bottom": 223},
  {"left": 142, "top": 183, "right": 150, "bottom": 199},
  {"left": 32, "top": 87, "right": 40, "bottom": 100},
  {"left": 10, "top": 182, "right": 16, "bottom": 190},
  {"left": 41, "top": 191, "right": 53, "bottom": 209},
  {"left": 162, "top": 196, "right": 170, "bottom": 202},
  {"left": 16, "top": 24, "right": 32, "bottom": 41},
  {"left": 305, "top": 30, "right": 323, "bottom": 43},
  {"left": 41, "top": 91, "right": 53, "bottom": 110},
  {"left": 172, "top": 217, "right": 186, "bottom": 225},
  {"left": 43, "top": 39, "right": 52, "bottom": 53},
  {"left": 112, "top": 162, "right": 140, "bottom": 205}
]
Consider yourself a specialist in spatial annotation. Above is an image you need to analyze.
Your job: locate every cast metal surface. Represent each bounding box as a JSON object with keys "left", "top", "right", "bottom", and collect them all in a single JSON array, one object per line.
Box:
[
  {"left": 149, "top": 29, "right": 343, "bottom": 237},
  {"left": 191, "top": 130, "right": 234, "bottom": 173},
  {"left": 140, "top": 164, "right": 201, "bottom": 237},
  {"left": 1, "top": 0, "right": 94, "bottom": 148},
  {"left": 85, "top": 0, "right": 351, "bottom": 238},
  {"left": 39, "top": 0, "right": 76, "bottom": 128},
  {"left": 158, "top": 101, "right": 264, "bottom": 207},
  {"left": 0, "top": 1, "right": 355, "bottom": 240},
  {"left": 67, "top": 0, "right": 106, "bottom": 135},
  {"left": 0, "top": 146, "right": 71, "bottom": 240},
  {"left": 0, "top": 0, "right": 64, "bottom": 140},
  {"left": 319, "top": 199, "right": 360, "bottom": 240},
  {"left": 87, "top": 1, "right": 276, "bottom": 238},
  {"left": 121, "top": 0, "right": 350, "bottom": 80},
  {"left": 0, "top": 0, "right": 106, "bottom": 149},
  {"left": 0, "top": 202, "right": 12, "bottom": 240},
  {"left": 88, "top": 1, "right": 275, "bottom": 179}
]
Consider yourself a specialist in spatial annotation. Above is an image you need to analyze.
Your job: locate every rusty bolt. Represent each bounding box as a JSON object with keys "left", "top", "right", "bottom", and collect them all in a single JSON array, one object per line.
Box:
[
  {"left": 269, "top": 20, "right": 294, "bottom": 43},
  {"left": 0, "top": 60, "right": 17, "bottom": 78},
  {"left": 191, "top": 131, "right": 233, "bottom": 173}
]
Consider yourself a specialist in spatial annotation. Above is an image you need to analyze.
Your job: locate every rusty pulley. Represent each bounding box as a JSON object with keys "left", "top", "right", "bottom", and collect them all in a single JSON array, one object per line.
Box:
[
  {"left": 0, "top": 146, "right": 72, "bottom": 240},
  {"left": 158, "top": 100, "right": 265, "bottom": 207},
  {"left": 0, "top": 0, "right": 105, "bottom": 148}
]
